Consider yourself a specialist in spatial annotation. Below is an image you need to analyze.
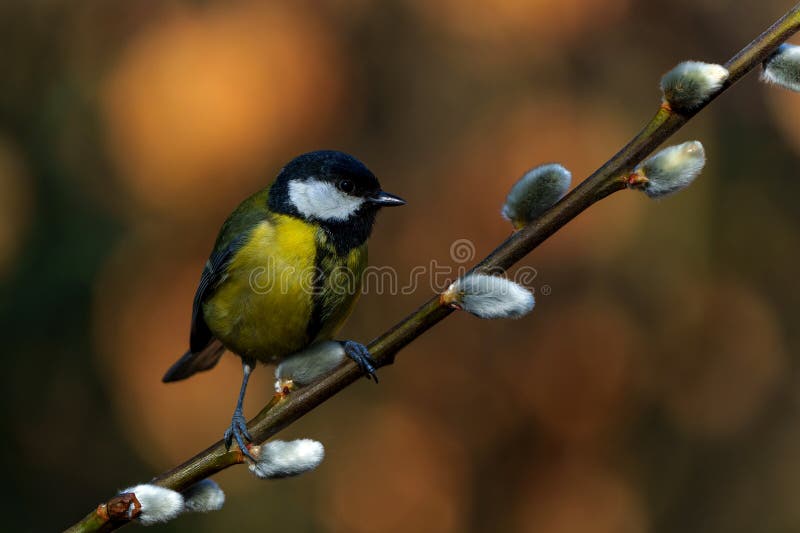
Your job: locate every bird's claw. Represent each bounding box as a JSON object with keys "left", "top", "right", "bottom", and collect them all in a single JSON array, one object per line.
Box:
[
  {"left": 224, "top": 409, "right": 256, "bottom": 462},
  {"left": 341, "top": 341, "right": 379, "bottom": 383}
]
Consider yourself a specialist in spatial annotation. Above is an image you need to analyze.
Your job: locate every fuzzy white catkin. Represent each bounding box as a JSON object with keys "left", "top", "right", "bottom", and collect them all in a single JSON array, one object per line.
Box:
[
  {"left": 249, "top": 439, "right": 325, "bottom": 479},
  {"left": 446, "top": 274, "right": 534, "bottom": 319},
  {"left": 121, "top": 484, "right": 184, "bottom": 526},
  {"left": 637, "top": 141, "right": 706, "bottom": 199},
  {"left": 502, "top": 163, "right": 572, "bottom": 229},
  {"left": 660, "top": 61, "right": 729, "bottom": 111},
  {"left": 182, "top": 479, "right": 225, "bottom": 513},
  {"left": 275, "top": 341, "right": 346, "bottom": 391},
  {"left": 761, "top": 44, "right": 800, "bottom": 92}
]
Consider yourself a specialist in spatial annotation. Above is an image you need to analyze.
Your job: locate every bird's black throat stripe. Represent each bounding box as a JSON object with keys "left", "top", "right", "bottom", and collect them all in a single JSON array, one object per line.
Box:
[
  {"left": 306, "top": 252, "right": 327, "bottom": 342},
  {"left": 306, "top": 239, "right": 339, "bottom": 342}
]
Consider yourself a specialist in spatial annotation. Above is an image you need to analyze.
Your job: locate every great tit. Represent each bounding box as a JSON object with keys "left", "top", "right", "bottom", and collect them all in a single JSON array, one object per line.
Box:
[{"left": 162, "top": 150, "right": 405, "bottom": 458}]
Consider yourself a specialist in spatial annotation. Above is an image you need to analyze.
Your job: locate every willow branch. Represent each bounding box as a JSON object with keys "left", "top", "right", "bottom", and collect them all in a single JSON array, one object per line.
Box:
[{"left": 66, "top": 4, "right": 800, "bottom": 532}]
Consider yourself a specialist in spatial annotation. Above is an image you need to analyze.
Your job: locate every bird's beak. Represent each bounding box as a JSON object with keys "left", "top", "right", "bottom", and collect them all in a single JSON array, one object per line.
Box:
[{"left": 369, "top": 190, "right": 406, "bottom": 207}]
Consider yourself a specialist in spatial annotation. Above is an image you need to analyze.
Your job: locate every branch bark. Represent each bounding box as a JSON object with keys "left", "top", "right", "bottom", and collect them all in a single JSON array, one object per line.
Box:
[{"left": 66, "top": 4, "right": 800, "bottom": 531}]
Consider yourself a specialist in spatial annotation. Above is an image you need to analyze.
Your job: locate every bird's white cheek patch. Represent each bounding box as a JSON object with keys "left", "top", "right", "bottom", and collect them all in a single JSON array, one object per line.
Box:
[{"left": 288, "top": 179, "right": 365, "bottom": 221}]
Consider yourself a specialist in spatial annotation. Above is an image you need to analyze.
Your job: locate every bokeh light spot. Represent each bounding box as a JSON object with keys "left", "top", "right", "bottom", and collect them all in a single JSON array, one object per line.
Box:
[
  {"left": 516, "top": 458, "right": 648, "bottom": 533},
  {"left": 102, "top": 3, "right": 345, "bottom": 220},
  {"left": 509, "top": 296, "right": 641, "bottom": 444},
  {"left": 322, "top": 405, "right": 467, "bottom": 533},
  {"left": 657, "top": 280, "right": 785, "bottom": 438},
  {"left": 408, "top": 0, "right": 630, "bottom": 46}
]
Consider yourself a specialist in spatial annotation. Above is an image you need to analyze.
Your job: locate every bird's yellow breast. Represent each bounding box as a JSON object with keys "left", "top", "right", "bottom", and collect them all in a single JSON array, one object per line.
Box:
[
  {"left": 202, "top": 215, "right": 318, "bottom": 361},
  {"left": 202, "top": 214, "right": 368, "bottom": 363}
]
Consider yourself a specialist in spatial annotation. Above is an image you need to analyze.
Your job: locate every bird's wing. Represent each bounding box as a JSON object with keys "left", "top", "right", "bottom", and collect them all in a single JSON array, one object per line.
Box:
[
  {"left": 189, "top": 235, "right": 249, "bottom": 352},
  {"left": 162, "top": 234, "right": 249, "bottom": 382},
  {"left": 162, "top": 189, "right": 270, "bottom": 382}
]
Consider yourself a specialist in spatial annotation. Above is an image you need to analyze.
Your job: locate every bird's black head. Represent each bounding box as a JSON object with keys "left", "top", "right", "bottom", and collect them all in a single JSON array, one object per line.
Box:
[{"left": 268, "top": 151, "right": 405, "bottom": 253}]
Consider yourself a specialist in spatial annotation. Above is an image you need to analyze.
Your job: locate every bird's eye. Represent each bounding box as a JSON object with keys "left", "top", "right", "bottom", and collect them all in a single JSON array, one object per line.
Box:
[{"left": 338, "top": 179, "right": 355, "bottom": 194}]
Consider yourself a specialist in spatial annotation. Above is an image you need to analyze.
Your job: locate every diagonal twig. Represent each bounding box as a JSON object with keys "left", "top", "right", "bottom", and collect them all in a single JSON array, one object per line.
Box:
[{"left": 65, "top": 3, "right": 800, "bottom": 531}]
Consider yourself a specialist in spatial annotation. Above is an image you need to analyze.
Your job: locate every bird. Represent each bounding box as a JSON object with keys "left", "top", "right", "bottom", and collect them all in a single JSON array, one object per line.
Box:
[{"left": 162, "top": 150, "right": 405, "bottom": 459}]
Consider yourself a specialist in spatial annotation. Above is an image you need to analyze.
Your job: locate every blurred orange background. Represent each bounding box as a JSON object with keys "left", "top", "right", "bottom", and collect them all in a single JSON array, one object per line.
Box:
[{"left": 2, "top": 0, "right": 800, "bottom": 531}]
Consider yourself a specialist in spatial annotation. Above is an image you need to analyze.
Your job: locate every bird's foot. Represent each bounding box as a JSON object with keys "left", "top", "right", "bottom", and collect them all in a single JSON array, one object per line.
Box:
[
  {"left": 224, "top": 408, "right": 256, "bottom": 462},
  {"left": 341, "top": 341, "right": 379, "bottom": 383}
]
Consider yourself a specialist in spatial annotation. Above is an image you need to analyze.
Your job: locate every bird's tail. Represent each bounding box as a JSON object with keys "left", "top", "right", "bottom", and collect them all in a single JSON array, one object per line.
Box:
[{"left": 162, "top": 339, "right": 226, "bottom": 382}]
